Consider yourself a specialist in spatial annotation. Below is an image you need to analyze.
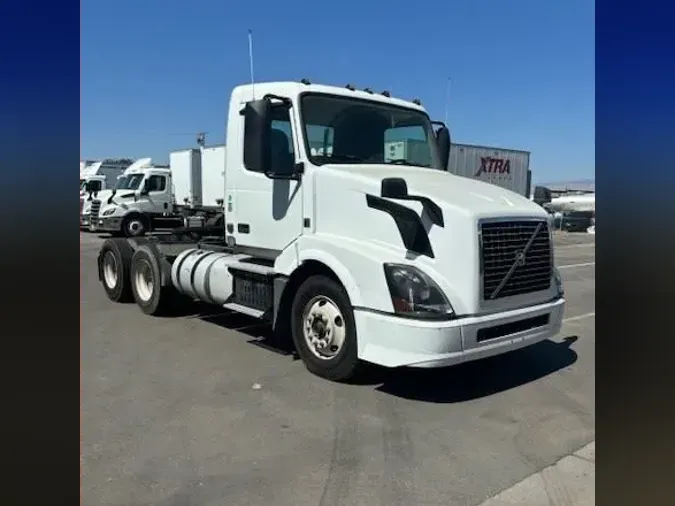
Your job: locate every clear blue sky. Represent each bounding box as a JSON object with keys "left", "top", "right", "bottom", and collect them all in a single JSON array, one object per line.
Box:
[{"left": 81, "top": 0, "right": 594, "bottom": 182}]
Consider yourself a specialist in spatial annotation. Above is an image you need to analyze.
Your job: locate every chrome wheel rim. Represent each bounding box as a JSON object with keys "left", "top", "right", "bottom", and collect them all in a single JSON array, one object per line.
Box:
[
  {"left": 102, "top": 251, "right": 118, "bottom": 288},
  {"left": 134, "top": 260, "right": 154, "bottom": 302},
  {"left": 302, "top": 296, "right": 346, "bottom": 360}
]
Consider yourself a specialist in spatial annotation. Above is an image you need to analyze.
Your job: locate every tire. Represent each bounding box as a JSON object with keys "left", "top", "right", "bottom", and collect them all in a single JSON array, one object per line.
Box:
[
  {"left": 290, "top": 275, "right": 361, "bottom": 381},
  {"left": 129, "top": 245, "right": 177, "bottom": 316},
  {"left": 98, "top": 238, "right": 134, "bottom": 302},
  {"left": 122, "top": 214, "right": 149, "bottom": 237}
]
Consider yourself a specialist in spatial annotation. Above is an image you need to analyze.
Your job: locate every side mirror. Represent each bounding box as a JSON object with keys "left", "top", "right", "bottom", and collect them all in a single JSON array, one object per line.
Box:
[
  {"left": 435, "top": 126, "right": 451, "bottom": 170},
  {"left": 533, "top": 186, "right": 552, "bottom": 205},
  {"left": 243, "top": 98, "right": 272, "bottom": 173},
  {"left": 381, "top": 177, "right": 409, "bottom": 199},
  {"left": 140, "top": 181, "right": 150, "bottom": 196}
]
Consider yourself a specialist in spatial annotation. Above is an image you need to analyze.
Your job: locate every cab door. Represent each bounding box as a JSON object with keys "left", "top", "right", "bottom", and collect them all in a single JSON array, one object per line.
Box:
[
  {"left": 228, "top": 103, "right": 304, "bottom": 257},
  {"left": 138, "top": 173, "right": 172, "bottom": 215}
]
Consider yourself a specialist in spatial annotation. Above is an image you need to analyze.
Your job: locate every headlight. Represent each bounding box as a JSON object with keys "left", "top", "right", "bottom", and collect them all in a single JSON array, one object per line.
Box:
[
  {"left": 553, "top": 267, "right": 564, "bottom": 296},
  {"left": 102, "top": 208, "right": 116, "bottom": 216},
  {"left": 383, "top": 263, "right": 454, "bottom": 319}
]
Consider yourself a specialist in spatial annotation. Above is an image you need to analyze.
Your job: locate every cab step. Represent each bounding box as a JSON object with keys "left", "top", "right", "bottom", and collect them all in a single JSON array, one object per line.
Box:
[{"left": 226, "top": 261, "right": 277, "bottom": 318}]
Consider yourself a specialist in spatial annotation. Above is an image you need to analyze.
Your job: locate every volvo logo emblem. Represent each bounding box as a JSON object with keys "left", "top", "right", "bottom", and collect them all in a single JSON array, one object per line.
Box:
[{"left": 514, "top": 250, "right": 526, "bottom": 267}]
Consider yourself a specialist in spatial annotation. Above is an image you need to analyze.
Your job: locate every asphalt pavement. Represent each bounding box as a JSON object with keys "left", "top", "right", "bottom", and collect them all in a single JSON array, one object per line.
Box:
[{"left": 81, "top": 231, "right": 595, "bottom": 506}]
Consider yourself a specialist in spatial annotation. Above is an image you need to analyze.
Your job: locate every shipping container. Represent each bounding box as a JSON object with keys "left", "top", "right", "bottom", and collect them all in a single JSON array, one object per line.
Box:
[
  {"left": 200, "top": 145, "right": 226, "bottom": 207},
  {"left": 447, "top": 143, "right": 530, "bottom": 197}
]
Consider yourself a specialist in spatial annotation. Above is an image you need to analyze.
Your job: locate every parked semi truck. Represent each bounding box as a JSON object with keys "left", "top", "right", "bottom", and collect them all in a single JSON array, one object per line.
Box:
[
  {"left": 97, "top": 80, "right": 565, "bottom": 381},
  {"left": 80, "top": 158, "right": 133, "bottom": 196},
  {"left": 81, "top": 158, "right": 153, "bottom": 230},
  {"left": 89, "top": 152, "right": 224, "bottom": 237}
]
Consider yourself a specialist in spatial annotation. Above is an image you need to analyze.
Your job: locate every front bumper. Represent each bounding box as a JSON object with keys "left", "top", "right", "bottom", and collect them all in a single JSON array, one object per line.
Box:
[
  {"left": 91, "top": 216, "right": 122, "bottom": 233},
  {"left": 355, "top": 297, "right": 565, "bottom": 368}
]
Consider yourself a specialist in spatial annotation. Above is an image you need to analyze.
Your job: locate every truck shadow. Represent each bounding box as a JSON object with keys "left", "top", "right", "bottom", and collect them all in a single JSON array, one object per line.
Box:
[
  {"left": 185, "top": 302, "right": 579, "bottom": 403},
  {"left": 370, "top": 336, "right": 579, "bottom": 403}
]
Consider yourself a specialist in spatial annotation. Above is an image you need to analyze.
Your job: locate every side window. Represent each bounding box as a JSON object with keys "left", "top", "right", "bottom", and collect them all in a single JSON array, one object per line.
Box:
[
  {"left": 269, "top": 108, "right": 295, "bottom": 175},
  {"left": 244, "top": 104, "right": 296, "bottom": 173},
  {"left": 147, "top": 175, "right": 166, "bottom": 192}
]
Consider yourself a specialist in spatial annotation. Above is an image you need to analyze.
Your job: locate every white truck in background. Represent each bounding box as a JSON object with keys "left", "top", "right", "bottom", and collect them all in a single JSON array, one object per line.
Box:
[
  {"left": 81, "top": 158, "right": 153, "bottom": 230},
  {"left": 96, "top": 79, "right": 565, "bottom": 382},
  {"left": 80, "top": 159, "right": 133, "bottom": 196},
  {"left": 89, "top": 150, "right": 225, "bottom": 237}
]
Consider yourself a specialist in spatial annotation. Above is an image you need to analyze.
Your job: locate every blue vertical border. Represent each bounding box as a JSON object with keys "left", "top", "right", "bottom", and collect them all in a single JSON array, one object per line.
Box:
[
  {"left": 0, "top": 2, "right": 80, "bottom": 505},
  {"left": 597, "top": 0, "right": 675, "bottom": 504}
]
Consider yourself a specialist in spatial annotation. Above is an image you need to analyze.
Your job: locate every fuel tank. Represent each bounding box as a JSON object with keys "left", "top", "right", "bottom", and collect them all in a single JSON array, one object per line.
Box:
[{"left": 171, "top": 249, "right": 253, "bottom": 306}]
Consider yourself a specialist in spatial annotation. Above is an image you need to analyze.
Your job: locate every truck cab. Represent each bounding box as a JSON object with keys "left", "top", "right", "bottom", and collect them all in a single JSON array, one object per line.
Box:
[
  {"left": 91, "top": 164, "right": 173, "bottom": 236},
  {"left": 97, "top": 80, "right": 565, "bottom": 381}
]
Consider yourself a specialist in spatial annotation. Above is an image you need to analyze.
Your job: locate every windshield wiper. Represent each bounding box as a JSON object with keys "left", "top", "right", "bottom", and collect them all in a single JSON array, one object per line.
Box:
[
  {"left": 386, "top": 158, "right": 431, "bottom": 168},
  {"left": 314, "top": 154, "right": 363, "bottom": 162}
]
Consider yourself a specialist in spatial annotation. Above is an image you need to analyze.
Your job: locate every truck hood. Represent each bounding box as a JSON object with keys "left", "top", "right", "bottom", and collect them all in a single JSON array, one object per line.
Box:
[
  {"left": 81, "top": 189, "right": 115, "bottom": 210},
  {"left": 323, "top": 164, "right": 546, "bottom": 219},
  {"left": 312, "top": 164, "right": 556, "bottom": 315}
]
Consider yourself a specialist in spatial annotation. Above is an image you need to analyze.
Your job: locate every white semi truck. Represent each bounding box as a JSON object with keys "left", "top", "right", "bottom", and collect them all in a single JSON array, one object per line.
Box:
[
  {"left": 89, "top": 151, "right": 225, "bottom": 237},
  {"left": 81, "top": 158, "right": 153, "bottom": 230},
  {"left": 80, "top": 159, "right": 133, "bottom": 196},
  {"left": 96, "top": 80, "right": 565, "bottom": 381}
]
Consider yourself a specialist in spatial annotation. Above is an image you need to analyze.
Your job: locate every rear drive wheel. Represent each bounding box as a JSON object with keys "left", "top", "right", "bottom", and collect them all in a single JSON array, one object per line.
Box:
[
  {"left": 291, "top": 275, "right": 361, "bottom": 381},
  {"left": 122, "top": 214, "right": 149, "bottom": 237},
  {"left": 98, "top": 238, "right": 134, "bottom": 302},
  {"left": 130, "top": 245, "right": 175, "bottom": 315}
]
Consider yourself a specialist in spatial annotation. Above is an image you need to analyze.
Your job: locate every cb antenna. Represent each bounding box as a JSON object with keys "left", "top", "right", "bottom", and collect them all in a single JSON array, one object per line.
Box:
[
  {"left": 248, "top": 29, "right": 255, "bottom": 99},
  {"left": 444, "top": 77, "right": 451, "bottom": 126}
]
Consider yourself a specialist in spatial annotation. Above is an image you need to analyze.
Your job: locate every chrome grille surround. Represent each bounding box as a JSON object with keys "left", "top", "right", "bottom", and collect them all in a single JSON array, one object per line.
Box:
[{"left": 90, "top": 199, "right": 101, "bottom": 223}]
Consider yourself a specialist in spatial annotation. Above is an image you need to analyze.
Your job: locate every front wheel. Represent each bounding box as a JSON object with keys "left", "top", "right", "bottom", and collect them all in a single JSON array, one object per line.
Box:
[
  {"left": 122, "top": 214, "right": 149, "bottom": 237},
  {"left": 290, "top": 275, "right": 361, "bottom": 382}
]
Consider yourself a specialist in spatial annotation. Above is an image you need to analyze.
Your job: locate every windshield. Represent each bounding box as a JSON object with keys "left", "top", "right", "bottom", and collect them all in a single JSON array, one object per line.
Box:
[
  {"left": 81, "top": 179, "right": 102, "bottom": 193},
  {"left": 116, "top": 174, "right": 144, "bottom": 190},
  {"left": 114, "top": 176, "right": 129, "bottom": 190},
  {"left": 299, "top": 93, "right": 441, "bottom": 169}
]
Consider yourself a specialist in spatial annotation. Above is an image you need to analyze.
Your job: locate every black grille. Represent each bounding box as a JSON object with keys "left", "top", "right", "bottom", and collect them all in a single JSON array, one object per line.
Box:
[
  {"left": 90, "top": 200, "right": 101, "bottom": 222},
  {"left": 480, "top": 220, "right": 552, "bottom": 300}
]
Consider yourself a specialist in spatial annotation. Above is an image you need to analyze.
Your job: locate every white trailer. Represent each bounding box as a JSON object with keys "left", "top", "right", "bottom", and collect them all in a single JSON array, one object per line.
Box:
[
  {"left": 169, "top": 146, "right": 226, "bottom": 210},
  {"left": 200, "top": 145, "right": 226, "bottom": 208},
  {"left": 96, "top": 80, "right": 564, "bottom": 382},
  {"left": 447, "top": 143, "right": 531, "bottom": 197}
]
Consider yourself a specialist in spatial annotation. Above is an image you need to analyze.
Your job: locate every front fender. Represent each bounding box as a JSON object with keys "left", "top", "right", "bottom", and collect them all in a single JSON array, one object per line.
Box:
[{"left": 275, "top": 235, "right": 397, "bottom": 313}]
